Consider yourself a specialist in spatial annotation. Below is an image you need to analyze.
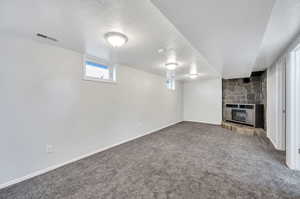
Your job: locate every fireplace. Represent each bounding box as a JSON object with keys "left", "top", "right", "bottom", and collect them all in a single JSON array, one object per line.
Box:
[
  {"left": 232, "top": 109, "right": 247, "bottom": 122},
  {"left": 224, "top": 104, "right": 264, "bottom": 128}
]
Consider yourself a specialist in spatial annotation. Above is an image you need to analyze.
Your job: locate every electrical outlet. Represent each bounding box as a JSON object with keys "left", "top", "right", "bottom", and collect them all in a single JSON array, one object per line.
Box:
[{"left": 46, "top": 145, "right": 54, "bottom": 154}]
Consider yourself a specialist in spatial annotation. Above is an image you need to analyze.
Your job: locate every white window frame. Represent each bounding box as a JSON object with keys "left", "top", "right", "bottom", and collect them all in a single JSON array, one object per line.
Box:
[{"left": 82, "top": 55, "right": 116, "bottom": 83}]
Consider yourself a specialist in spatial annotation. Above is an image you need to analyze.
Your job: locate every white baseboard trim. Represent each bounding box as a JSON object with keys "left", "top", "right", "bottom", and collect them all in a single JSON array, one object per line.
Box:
[
  {"left": 286, "top": 160, "right": 300, "bottom": 171},
  {"left": 0, "top": 121, "right": 182, "bottom": 190},
  {"left": 267, "top": 135, "right": 285, "bottom": 151},
  {"left": 183, "top": 120, "right": 221, "bottom": 126}
]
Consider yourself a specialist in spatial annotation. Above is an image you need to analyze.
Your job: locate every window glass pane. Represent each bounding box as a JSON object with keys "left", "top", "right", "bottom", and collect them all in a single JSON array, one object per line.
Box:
[
  {"left": 85, "top": 61, "right": 110, "bottom": 80},
  {"left": 166, "top": 79, "right": 175, "bottom": 90}
]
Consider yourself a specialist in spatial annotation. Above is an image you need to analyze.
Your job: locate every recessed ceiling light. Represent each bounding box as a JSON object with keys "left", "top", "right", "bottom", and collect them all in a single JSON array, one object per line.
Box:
[
  {"left": 187, "top": 73, "right": 203, "bottom": 79},
  {"left": 165, "top": 62, "right": 178, "bottom": 70},
  {"left": 158, "top": 48, "right": 165, "bottom": 53},
  {"left": 105, "top": 32, "right": 128, "bottom": 48},
  {"left": 189, "top": 74, "right": 198, "bottom": 79}
]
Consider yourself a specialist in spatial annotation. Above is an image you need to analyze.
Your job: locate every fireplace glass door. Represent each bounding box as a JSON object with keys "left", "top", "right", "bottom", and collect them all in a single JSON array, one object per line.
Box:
[{"left": 232, "top": 109, "right": 247, "bottom": 123}]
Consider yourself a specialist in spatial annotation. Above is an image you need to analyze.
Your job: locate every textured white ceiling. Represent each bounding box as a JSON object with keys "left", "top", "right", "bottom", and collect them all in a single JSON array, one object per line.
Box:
[
  {"left": 151, "top": 0, "right": 275, "bottom": 79},
  {"left": 0, "top": 0, "right": 218, "bottom": 81},
  {"left": 1, "top": 0, "right": 300, "bottom": 80},
  {"left": 255, "top": 0, "right": 300, "bottom": 70}
]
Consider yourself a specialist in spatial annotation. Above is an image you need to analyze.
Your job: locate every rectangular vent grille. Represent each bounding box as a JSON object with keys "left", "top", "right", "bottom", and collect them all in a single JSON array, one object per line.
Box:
[{"left": 36, "top": 33, "right": 58, "bottom": 42}]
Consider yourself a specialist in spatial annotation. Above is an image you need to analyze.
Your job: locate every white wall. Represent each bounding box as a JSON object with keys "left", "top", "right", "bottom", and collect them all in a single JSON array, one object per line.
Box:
[
  {"left": 286, "top": 45, "right": 300, "bottom": 170},
  {"left": 268, "top": 32, "right": 300, "bottom": 170},
  {"left": 0, "top": 35, "right": 183, "bottom": 186},
  {"left": 267, "top": 58, "right": 286, "bottom": 151},
  {"left": 183, "top": 78, "right": 222, "bottom": 125}
]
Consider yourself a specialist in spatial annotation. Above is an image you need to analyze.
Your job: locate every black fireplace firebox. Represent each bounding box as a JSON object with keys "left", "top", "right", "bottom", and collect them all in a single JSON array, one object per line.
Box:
[
  {"left": 232, "top": 109, "right": 247, "bottom": 122},
  {"left": 224, "top": 104, "right": 264, "bottom": 128}
]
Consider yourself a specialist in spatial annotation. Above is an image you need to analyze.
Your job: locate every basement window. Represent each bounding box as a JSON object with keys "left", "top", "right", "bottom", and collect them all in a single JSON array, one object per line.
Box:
[
  {"left": 166, "top": 79, "right": 175, "bottom": 90},
  {"left": 83, "top": 55, "right": 115, "bottom": 83}
]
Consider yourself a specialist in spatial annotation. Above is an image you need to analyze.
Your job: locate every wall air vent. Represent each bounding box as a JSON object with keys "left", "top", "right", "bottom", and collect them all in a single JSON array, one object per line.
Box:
[
  {"left": 243, "top": 78, "right": 250, "bottom": 83},
  {"left": 36, "top": 33, "right": 58, "bottom": 42},
  {"left": 251, "top": 71, "right": 264, "bottom": 77}
]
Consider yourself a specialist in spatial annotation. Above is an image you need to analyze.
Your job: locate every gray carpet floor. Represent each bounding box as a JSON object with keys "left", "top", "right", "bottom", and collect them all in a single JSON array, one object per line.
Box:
[{"left": 1, "top": 122, "right": 300, "bottom": 199}]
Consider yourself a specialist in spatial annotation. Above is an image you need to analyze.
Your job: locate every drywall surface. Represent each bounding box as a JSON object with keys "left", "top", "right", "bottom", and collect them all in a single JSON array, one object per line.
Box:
[
  {"left": 267, "top": 58, "right": 286, "bottom": 151},
  {"left": 285, "top": 34, "right": 300, "bottom": 170},
  {"left": 267, "top": 32, "right": 300, "bottom": 170},
  {"left": 0, "top": 35, "right": 183, "bottom": 185},
  {"left": 183, "top": 78, "right": 222, "bottom": 125}
]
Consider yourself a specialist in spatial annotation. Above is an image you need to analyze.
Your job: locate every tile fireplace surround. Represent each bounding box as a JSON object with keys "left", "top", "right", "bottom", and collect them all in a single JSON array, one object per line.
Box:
[{"left": 222, "top": 71, "right": 267, "bottom": 129}]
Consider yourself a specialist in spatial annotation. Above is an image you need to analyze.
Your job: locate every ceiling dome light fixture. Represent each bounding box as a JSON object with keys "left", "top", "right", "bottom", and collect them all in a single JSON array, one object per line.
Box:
[
  {"left": 165, "top": 62, "right": 178, "bottom": 70},
  {"left": 105, "top": 32, "right": 128, "bottom": 48}
]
